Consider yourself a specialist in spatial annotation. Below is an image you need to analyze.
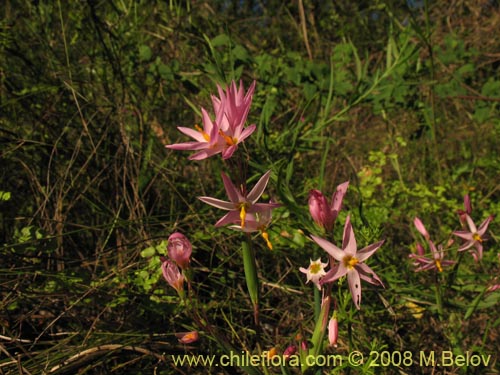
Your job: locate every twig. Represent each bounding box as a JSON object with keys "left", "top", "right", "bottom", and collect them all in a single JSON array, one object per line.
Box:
[
  {"left": 47, "top": 344, "right": 165, "bottom": 374},
  {"left": 0, "top": 334, "right": 33, "bottom": 343},
  {"left": 298, "top": 0, "right": 313, "bottom": 60}
]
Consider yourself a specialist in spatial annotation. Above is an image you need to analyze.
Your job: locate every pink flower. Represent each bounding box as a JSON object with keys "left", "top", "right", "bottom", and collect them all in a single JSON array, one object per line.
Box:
[
  {"left": 311, "top": 215, "right": 384, "bottom": 310},
  {"left": 409, "top": 242, "right": 455, "bottom": 272},
  {"left": 166, "top": 107, "right": 225, "bottom": 160},
  {"left": 453, "top": 214, "right": 494, "bottom": 261},
  {"left": 300, "top": 340, "right": 308, "bottom": 351},
  {"left": 283, "top": 345, "right": 297, "bottom": 359},
  {"left": 198, "top": 171, "right": 280, "bottom": 228},
  {"left": 161, "top": 258, "right": 184, "bottom": 296},
  {"left": 308, "top": 181, "right": 349, "bottom": 231},
  {"left": 212, "top": 80, "right": 255, "bottom": 131},
  {"left": 212, "top": 80, "right": 257, "bottom": 159},
  {"left": 176, "top": 331, "right": 199, "bottom": 344},
  {"left": 299, "top": 258, "right": 328, "bottom": 290},
  {"left": 410, "top": 217, "right": 455, "bottom": 272},
  {"left": 328, "top": 313, "right": 338, "bottom": 347},
  {"left": 487, "top": 284, "right": 500, "bottom": 293},
  {"left": 167, "top": 80, "right": 257, "bottom": 160},
  {"left": 167, "top": 232, "right": 192, "bottom": 270}
]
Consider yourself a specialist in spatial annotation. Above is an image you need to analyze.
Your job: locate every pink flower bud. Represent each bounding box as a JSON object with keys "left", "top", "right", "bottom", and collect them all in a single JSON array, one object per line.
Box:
[
  {"left": 413, "top": 217, "right": 430, "bottom": 240},
  {"left": 308, "top": 190, "right": 335, "bottom": 231},
  {"left": 301, "top": 340, "right": 308, "bottom": 351},
  {"left": 416, "top": 243, "right": 425, "bottom": 256},
  {"left": 167, "top": 232, "right": 192, "bottom": 269},
  {"left": 331, "top": 181, "right": 349, "bottom": 214},
  {"left": 161, "top": 258, "right": 184, "bottom": 295},
  {"left": 487, "top": 284, "right": 500, "bottom": 293},
  {"left": 464, "top": 194, "right": 472, "bottom": 214},
  {"left": 458, "top": 195, "right": 473, "bottom": 227},
  {"left": 283, "top": 345, "right": 297, "bottom": 359},
  {"left": 328, "top": 314, "right": 338, "bottom": 347},
  {"left": 176, "top": 331, "right": 199, "bottom": 344},
  {"left": 308, "top": 182, "right": 349, "bottom": 232}
]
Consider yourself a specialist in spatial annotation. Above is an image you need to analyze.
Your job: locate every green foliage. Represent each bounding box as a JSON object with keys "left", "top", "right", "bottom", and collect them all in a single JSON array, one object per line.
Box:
[{"left": 1, "top": 0, "right": 499, "bottom": 374}]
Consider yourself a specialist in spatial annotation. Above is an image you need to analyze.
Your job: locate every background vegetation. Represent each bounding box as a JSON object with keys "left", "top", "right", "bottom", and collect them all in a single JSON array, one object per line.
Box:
[{"left": 1, "top": 0, "right": 499, "bottom": 374}]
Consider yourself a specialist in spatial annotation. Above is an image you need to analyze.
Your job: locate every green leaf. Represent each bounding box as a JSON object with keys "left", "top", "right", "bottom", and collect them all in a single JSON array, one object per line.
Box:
[
  {"left": 211, "top": 33, "right": 230, "bottom": 47},
  {"left": 141, "top": 246, "right": 156, "bottom": 258},
  {"left": 242, "top": 240, "right": 259, "bottom": 315},
  {"left": 139, "top": 45, "right": 152, "bottom": 62},
  {"left": 0, "top": 191, "right": 11, "bottom": 201}
]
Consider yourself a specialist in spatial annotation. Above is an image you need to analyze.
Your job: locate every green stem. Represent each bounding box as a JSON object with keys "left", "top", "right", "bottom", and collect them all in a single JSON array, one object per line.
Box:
[
  {"left": 314, "top": 287, "right": 320, "bottom": 322},
  {"left": 434, "top": 275, "right": 443, "bottom": 321},
  {"left": 301, "top": 295, "right": 330, "bottom": 373},
  {"left": 242, "top": 236, "right": 260, "bottom": 326}
]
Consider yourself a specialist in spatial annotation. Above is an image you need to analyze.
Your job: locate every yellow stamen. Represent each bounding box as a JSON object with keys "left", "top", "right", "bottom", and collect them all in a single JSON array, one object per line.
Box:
[
  {"left": 219, "top": 130, "right": 237, "bottom": 146},
  {"left": 240, "top": 205, "right": 247, "bottom": 228},
  {"left": 261, "top": 231, "right": 273, "bottom": 250},
  {"left": 435, "top": 259, "right": 443, "bottom": 272},
  {"left": 473, "top": 233, "right": 483, "bottom": 243},
  {"left": 343, "top": 255, "right": 359, "bottom": 270},
  {"left": 194, "top": 124, "right": 210, "bottom": 141}
]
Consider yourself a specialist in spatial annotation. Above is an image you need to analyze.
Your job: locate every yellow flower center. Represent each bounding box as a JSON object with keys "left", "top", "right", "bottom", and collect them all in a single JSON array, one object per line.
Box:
[
  {"left": 195, "top": 124, "right": 210, "bottom": 141},
  {"left": 473, "top": 233, "right": 482, "bottom": 242},
  {"left": 219, "top": 130, "right": 238, "bottom": 146},
  {"left": 343, "top": 255, "right": 359, "bottom": 270},
  {"left": 310, "top": 262, "right": 322, "bottom": 274}
]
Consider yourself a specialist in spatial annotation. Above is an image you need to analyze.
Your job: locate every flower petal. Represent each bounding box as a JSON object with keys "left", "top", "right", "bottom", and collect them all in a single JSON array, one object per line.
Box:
[
  {"left": 453, "top": 230, "right": 474, "bottom": 241},
  {"left": 478, "top": 215, "right": 494, "bottom": 236},
  {"left": 176, "top": 126, "right": 207, "bottom": 143},
  {"left": 198, "top": 196, "right": 234, "bottom": 210},
  {"left": 457, "top": 240, "right": 474, "bottom": 252},
  {"left": 221, "top": 172, "right": 242, "bottom": 204},
  {"left": 356, "top": 263, "right": 384, "bottom": 287},
  {"left": 331, "top": 180, "right": 349, "bottom": 213},
  {"left": 342, "top": 215, "right": 357, "bottom": 256},
  {"left": 347, "top": 269, "right": 362, "bottom": 310},
  {"left": 221, "top": 144, "right": 238, "bottom": 160},
  {"left": 465, "top": 214, "right": 478, "bottom": 233},
  {"left": 320, "top": 264, "right": 347, "bottom": 284},
  {"left": 356, "top": 240, "right": 384, "bottom": 262},
  {"left": 247, "top": 170, "right": 272, "bottom": 203},
  {"left": 188, "top": 148, "right": 222, "bottom": 160},
  {"left": 214, "top": 211, "right": 241, "bottom": 227},
  {"left": 237, "top": 123, "right": 257, "bottom": 141},
  {"left": 311, "top": 235, "right": 345, "bottom": 261},
  {"left": 166, "top": 141, "right": 207, "bottom": 151},
  {"left": 413, "top": 217, "right": 429, "bottom": 239}
]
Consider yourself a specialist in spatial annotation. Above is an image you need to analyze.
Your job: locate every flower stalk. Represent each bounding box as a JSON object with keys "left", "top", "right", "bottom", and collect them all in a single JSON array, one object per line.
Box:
[{"left": 242, "top": 237, "right": 260, "bottom": 326}]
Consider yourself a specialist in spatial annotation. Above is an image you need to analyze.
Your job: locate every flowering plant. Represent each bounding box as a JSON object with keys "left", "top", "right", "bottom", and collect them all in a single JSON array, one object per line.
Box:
[{"left": 155, "top": 80, "right": 497, "bottom": 374}]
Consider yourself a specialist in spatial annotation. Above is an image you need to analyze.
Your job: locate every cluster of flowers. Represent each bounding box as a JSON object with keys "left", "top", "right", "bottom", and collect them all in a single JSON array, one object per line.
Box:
[
  {"left": 409, "top": 194, "right": 494, "bottom": 272},
  {"left": 162, "top": 80, "right": 281, "bottom": 348},
  {"left": 166, "top": 80, "right": 280, "bottom": 249},
  {"left": 298, "top": 183, "right": 385, "bottom": 347},
  {"left": 163, "top": 80, "right": 389, "bottom": 352},
  {"left": 160, "top": 79, "right": 499, "bottom": 364},
  {"left": 161, "top": 232, "right": 199, "bottom": 344}
]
